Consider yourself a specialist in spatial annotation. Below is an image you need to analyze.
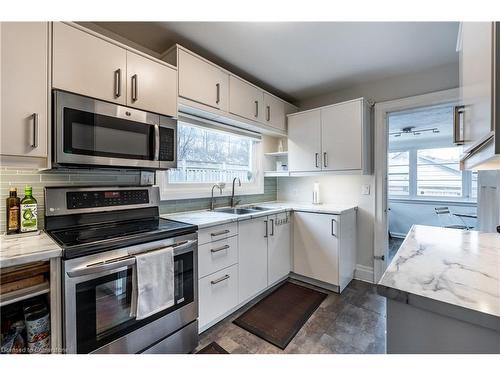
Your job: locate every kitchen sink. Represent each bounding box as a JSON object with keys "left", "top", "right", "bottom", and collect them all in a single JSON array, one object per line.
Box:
[
  {"left": 214, "top": 208, "right": 257, "bottom": 215},
  {"left": 248, "top": 206, "right": 273, "bottom": 211}
]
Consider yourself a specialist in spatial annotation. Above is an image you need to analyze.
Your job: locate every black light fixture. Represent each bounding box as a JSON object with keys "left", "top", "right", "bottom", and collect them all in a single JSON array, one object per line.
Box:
[{"left": 389, "top": 126, "right": 440, "bottom": 137}]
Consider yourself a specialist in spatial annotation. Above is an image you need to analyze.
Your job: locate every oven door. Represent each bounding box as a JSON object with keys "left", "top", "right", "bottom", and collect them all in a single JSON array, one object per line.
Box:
[
  {"left": 54, "top": 90, "right": 162, "bottom": 169},
  {"left": 63, "top": 235, "right": 198, "bottom": 354}
]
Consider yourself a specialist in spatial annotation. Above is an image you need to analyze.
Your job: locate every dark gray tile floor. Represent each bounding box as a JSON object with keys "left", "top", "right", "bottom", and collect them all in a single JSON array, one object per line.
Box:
[
  {"left": 196, "top": 279, "right": 386, "bottom": 354},
  {"left": 388, "top": 237, "right": 404, "bottom": 263}
]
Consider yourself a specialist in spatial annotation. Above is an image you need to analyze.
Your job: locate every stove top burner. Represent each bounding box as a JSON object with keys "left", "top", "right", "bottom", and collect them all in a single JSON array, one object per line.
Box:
[{"left": 47, "top": 217, "right": 197, "bottom": 259}]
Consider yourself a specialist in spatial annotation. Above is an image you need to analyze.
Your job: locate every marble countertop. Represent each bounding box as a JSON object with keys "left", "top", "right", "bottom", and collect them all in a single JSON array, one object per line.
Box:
[
  {"left": 162, "top": 201, "right": 357, "bottom": 229},
  {"left": 0, "top": 232, "right": 62, "bottom": 268},
  {"left": 378, "top": 225, "right": 500, "bottom": 331}
]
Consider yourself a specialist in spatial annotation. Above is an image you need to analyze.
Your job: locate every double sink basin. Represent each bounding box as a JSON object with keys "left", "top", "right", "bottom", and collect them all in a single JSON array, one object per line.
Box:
[{"left": 213, "top": 206, "right": 273, "bottom": 215}]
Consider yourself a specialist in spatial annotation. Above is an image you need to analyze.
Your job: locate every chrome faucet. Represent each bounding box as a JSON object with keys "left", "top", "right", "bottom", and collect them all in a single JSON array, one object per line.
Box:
[
  {"left": 230, "top": 177, "right": 241, "bottom": 207},
  {"left": 210, "top": 184, "right": 223, "bottom": 211}
]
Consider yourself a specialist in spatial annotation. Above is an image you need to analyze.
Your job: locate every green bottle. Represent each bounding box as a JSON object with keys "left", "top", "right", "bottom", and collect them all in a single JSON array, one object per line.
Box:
[{"left": 20, "top": 186, "right": 37, "bottom": 233}]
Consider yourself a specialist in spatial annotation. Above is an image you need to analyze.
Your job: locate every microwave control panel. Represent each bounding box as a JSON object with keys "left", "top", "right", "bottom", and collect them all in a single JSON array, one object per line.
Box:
[
  {"left": 159, "top": 127, "right": 175, "bottom": 162},
  {"left": 66, "top": 189, "right": 149, "bottom": 209}
]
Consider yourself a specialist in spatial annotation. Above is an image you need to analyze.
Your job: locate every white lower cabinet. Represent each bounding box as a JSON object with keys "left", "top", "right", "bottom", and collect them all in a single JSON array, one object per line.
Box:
[
  {"left": 267, "top": 212, "right": 292, "bottom": 285},
  {"left": 198, "top": 235, "right": 238, "bottom": 278},
  {"left": 198, "top": 264, "right": 238, "bottom": 328},
  {"left": 238, "top": 217, "right": 269, "bottom": 303},
  {"left": 293, "top": 210, "right": 356, "bottom": 292}
]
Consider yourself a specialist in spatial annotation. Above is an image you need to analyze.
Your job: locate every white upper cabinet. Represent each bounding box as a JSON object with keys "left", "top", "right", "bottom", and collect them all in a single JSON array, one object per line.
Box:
[
  {"left": 126, "top": 51, "right": 177, "bottom": 117},
  {"left": 178, "top": 49, "right": 229, "bottom": 111},
  {"left": 52, "top": 22, "right": 127, "bottom": 105},
  {"left": 458, "top": 22, "right": 500, "bottom": 170},
  {"left": 263, "top": 92, "right": 286, "bottom": 131},
  {"left": 288, "top": 110, "right": 322, "bottom": 172},
  {"left": 287, "top": 98, "right": 371, "bottom": 174},
  {"left": 1, "top": 22, "right": 49, "bottom": 160},
  {"left": 321, "top": 100, "right": 362, "bottom": 171},
  {"left": 229, "top": 76, "right": 264, "bottom": 122}
]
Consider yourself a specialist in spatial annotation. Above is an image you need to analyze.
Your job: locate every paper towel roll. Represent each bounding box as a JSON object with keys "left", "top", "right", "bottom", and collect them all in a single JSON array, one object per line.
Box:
[{"left": 312, "top": 182, "right": 320, "bottom": 204}]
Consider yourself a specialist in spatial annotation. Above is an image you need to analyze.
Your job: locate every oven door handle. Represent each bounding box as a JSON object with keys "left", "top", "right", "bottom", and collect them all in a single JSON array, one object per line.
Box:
[{"left": 66, "top": 257, "right": 136, "bottom": 278}]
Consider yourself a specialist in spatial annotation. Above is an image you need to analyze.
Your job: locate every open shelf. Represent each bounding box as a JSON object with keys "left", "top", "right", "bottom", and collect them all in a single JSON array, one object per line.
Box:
[
  {"left": 264, "top": 151, "right": 288, "bottom": 157},
  {"left": 264, "top": 171, "right": 290, "bottom": 177},
  {"left": 0, "top": 281, "right": 50, "bottom": 307}
]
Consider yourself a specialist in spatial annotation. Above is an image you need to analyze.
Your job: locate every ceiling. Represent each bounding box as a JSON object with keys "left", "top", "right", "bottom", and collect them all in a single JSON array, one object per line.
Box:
[{"left": 95, "top": 22, "right": 460, "bottom": 103}]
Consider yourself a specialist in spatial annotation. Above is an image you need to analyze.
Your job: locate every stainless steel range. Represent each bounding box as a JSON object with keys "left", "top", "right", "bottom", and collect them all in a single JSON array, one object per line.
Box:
[{"left": 45, "top": 186, "right": 198, "bottom": 354}]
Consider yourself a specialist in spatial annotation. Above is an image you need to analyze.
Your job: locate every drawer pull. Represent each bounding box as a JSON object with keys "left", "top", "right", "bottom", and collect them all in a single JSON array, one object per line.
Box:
[
  {"left": 211, "top": 274, "right": 230, "bottom": 285},
  {"left": 211, "top": 229, "right": 230, "bottom": 237},
  {"left": 211, "top": 244, "right": 230, "bottom": 253}
]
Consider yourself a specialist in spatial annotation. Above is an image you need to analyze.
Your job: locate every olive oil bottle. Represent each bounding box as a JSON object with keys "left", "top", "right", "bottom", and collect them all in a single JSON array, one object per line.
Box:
[
  {"left": 20, "top": 186, "right": 38, "bottom": 233},
  {"left": 6, "top": 187, "right": 21, "bottom": 234}
]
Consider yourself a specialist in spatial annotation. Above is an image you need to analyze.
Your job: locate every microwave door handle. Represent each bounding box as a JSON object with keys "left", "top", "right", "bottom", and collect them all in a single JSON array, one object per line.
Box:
[{"left": 154, "top": 124, "right": 160, "bottom": 161}]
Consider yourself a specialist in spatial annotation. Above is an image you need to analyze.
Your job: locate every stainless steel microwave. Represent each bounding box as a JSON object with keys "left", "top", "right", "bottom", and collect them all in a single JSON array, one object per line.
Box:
[{"left": 53, "top": 90, "right": 177, "bottom": 170}]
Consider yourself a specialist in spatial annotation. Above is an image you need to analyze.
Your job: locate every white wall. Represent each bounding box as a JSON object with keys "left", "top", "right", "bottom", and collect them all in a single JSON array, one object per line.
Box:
[
  {"left": 277, "top": 175, "right": 375, "bottom": 270},
  {"left": 298, "top": 62, "right": 459, "bottom": 110},
  {"left": 388, "top": 200, "right": 477, "bottom": 237}
]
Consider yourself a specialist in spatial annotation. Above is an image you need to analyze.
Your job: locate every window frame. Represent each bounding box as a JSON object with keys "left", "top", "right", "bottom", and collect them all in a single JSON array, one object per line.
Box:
[
  {"left": 388, "top": 144, "right": 476, "bottom": 202},
  {"left": 156, "top": 118, "right": 265, "bottom": 200}
]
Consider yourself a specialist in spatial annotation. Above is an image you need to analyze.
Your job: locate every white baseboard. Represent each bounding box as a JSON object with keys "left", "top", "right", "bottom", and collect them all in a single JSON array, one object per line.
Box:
[{"left": 354, "top": 264, "right": 374, "bottom": 283}]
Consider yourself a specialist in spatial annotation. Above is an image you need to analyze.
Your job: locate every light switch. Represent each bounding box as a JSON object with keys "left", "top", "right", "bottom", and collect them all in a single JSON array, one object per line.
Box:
[{"left": 361, "top": 184, "right": 371, "bottom": 195}]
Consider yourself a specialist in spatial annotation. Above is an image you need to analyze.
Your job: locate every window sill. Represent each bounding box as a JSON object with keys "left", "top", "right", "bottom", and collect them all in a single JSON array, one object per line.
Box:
[{"left": 388, "top": 197, "right": 477, "bottom": 206}]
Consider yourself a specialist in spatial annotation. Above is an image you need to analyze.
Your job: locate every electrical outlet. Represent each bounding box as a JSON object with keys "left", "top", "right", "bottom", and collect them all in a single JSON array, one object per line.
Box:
[{"left": 361, "top": 184, "right": 371, "bottom": 195}]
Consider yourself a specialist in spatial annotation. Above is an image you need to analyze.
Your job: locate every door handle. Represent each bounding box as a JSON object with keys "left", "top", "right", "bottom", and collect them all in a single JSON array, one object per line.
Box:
[
  {"left": 453, "top": 105, "right": 465, "bottom": 145},
  {"left": 216, "top": 83, "right": 220, "bottom": 104},
  {"left": 323, "top": 152, "right": 328, "bottom": 168},
  {"left": 315, "top": 153, "right": 319, "bottom": 168},
  {"left": 266, "top": 105, "right": 271, "bottom": 121},
  {"left": 114, "top": 68, "right": 122, "bottom": 98},
  {"left": 211, "top": 274, "right": 230, "bottom": 285},
  {"left": 131, "top": 74, "right": 138, "bottom": 102},
  {"left": 31, "top": 113, "right": 38, "bottom": 148},
  {"left": 331, "top": 218, "right": 337, "bottom": 237},
  {"left": 264, "top": 220, "right": 268, "bottom": 238},
  {"left": 211, "top": 244, "right": 230, "bottom": 253},
  {"left": 254, "top": 101, "right": 259, "bottom": 118},
  {"left": 270, "top": 219, "right": 274, "bottom": 236}
]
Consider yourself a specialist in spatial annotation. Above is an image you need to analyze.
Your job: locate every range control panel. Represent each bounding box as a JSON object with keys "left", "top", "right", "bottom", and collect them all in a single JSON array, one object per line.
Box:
[{"left": 66, "top": 189, "right": 149, "bottom": 209}]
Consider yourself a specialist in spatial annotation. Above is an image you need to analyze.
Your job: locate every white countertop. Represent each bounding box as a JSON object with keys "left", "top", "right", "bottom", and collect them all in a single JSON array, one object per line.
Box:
[
  {"left": 378, "top": 225, "right": 500, "bottom": 330},
  {"left": 162, "top": 201, "right": 357, "bottom": 229},
  {"left": 0, "top": 232, "right": 62, "bottom": 268}
]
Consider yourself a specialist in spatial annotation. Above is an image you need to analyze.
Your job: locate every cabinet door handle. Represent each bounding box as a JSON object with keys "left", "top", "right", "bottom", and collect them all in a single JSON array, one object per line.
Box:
[
  {"left": 210, "top": 229, "right": 230, "bottom": 237},
  {"left": 211, "top": 274, "right": 230, "bottom": 285},
  {"left": 270, "top": 219, "right": 274, "bottom": 236},
  {"left": 114, "top": 68, "right": 122, "bottom": 98},
  {"left": 453, "top": 105, "right": 465, "bottom": 145},
  {"left": 131, "top": 74, "right": 138, "bottom": 102},
  {"left": 331, "top": 218, "right": 337, "bottom": 237},
  {"left": 216, "top": 83, "right": 220, "bottom": 104},
  {"left": 254, "top": 101, "right": 259, "bottom": 118},
  {"left": 315, "top": 153, "right": 319, "bottom": 168},
  {"left": 31, "top": 113, "right": 38, "bottom": 148},
  {"left": 264, "top": 220, "right": 268, "bottom": 238},
  {"left": 266, "top": 105, "right": 271, "bottom": 121},
  {"left": 211, "top": 244, "right": 230, "bottom": 253},
  {"left": 323, "top": 152, "right": 328, "bottom": 168}
]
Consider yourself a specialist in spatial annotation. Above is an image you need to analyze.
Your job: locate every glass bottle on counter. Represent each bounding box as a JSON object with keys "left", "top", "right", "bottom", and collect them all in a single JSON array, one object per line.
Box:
[
  {"left": 20, "top": 186, "right": 38, "bottom": 233},
  {"left": 6, "top": 187, "right": 21, "bottom": 234}
]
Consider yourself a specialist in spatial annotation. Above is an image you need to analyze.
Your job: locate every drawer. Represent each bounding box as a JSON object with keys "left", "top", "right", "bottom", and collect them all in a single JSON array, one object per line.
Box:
[
  {"left": 198, "top": 222, "right": 238, "bottom": 245},
  {"left": 199, "top": 264, "right": 238, "bottom": 328},
  {"left": 198, "top": 236, "right": 238, "bottom": 278}
]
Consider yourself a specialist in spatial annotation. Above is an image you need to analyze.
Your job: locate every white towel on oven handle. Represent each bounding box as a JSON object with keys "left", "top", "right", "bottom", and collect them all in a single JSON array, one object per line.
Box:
[{"left": 130, "top": 246, "right": 175, "bottom": 320}]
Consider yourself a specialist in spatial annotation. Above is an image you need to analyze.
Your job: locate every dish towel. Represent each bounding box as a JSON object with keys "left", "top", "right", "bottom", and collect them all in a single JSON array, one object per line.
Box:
[{"left": 130, "top": 247, "right": 175, "bottom": 320}]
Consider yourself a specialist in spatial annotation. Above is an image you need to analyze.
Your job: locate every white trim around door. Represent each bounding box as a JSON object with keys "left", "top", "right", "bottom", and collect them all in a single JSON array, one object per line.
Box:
[{"left": 373, "top": 88, "right": 460, "bottom": 283}]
